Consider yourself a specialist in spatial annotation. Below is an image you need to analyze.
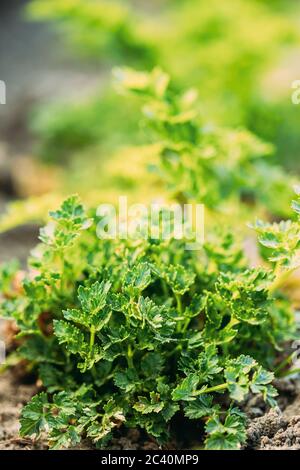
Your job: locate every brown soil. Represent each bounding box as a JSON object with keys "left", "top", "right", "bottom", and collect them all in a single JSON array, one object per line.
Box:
[
  {"left": 0, "top": 369, "right": 46, "bottom": 450},
  {"left": 245, "top": 379, "right": 300, "bottom": 450},
  {"left": 247, "top": 409, "right": 300, "bottom": 450}
]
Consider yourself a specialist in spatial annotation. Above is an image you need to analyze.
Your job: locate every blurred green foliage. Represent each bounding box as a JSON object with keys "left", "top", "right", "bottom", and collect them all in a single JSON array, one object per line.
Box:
[
  {"left": 27, "top": 0, "right": 157, "bottom": 64},
  {"left": 27, "top": 0, "right": 300, "bottom": 174},
  {"left": 0, "top": 0, "right": 288, "bottom": 236},
  {"left": 115, "top": 66, "right": 296, "bottom": 219},
  {"left": 30, "top": 89, "right": 141, "bottom": 163}
]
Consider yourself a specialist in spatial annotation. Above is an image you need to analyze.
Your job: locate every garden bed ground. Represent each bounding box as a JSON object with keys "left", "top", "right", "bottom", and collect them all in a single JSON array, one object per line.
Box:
[
  {"left": 0, "top": 365, "right": 300, "bottom": 450},
  {"left": 0, "top": 369, "right": 161, "bottom": 450}
]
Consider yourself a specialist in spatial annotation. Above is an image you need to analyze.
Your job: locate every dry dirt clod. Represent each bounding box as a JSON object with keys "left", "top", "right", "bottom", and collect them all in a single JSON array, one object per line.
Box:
[{"left": 246, "top": 408, "right": 300, "bottom": 450}]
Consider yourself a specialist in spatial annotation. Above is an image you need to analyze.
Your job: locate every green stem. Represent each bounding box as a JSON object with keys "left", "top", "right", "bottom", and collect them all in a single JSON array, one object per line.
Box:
[
  {"left": 175, "top": 294, "right": 183, "bottom": 315},
  {"left": 175, "top": 294, "right": 184, "bottom": 332},
  {"left": 278, "top": 368, "right": 300, "bottom": 379},
  {"left": 89, "top": 326, "right": 96, "bottom": 353},
  {"left": 165, "top": 344, "right": 182, "bottom": 358},
  {"left": 59, "top": 249, "right": 66, "bottom": 294},
  {"left": 194, "top": 383, "right": 228, "bottom": 396},
  {"left": 182, "top": 317, "right": 191, "bottom": 333},
  {"left": 226, "top": 317, "right": 240, "bottom": 329},
  {"left": 274, "top": 352, "right": 296, "bottom": 376},
  {"left": 96, "top": 371, "right": 115, "bottom": 388},
  {"left": 127, "top": 344, "right": 134, "bottom": 369},
  {"left": 161, "top": 280, "right": 169, "bottom": 298},
  {"left": 90, "top": 365, "right": 97, "bottom": 380}
]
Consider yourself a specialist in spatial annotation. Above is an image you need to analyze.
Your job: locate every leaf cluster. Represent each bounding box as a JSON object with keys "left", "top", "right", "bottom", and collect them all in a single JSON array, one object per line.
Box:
[
  {"left": 0, "top": 195, "right": 297, "bottom": 449},
  {"left": 115, "top": 67, "right": 295, "bottom": 217}
]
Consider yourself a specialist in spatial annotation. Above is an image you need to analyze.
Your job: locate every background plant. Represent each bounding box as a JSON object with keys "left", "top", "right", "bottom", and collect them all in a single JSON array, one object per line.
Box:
[
  {"left": 114, "top": 66, "right": 296, "bottom": 219},
  {"left": 27, "top": 0, "right": 300, "bottom": 173}
]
